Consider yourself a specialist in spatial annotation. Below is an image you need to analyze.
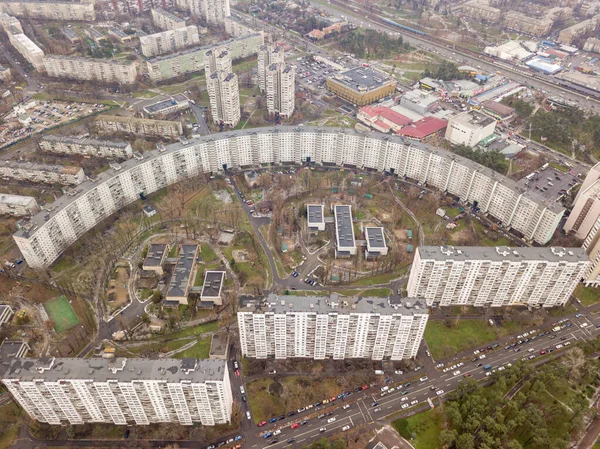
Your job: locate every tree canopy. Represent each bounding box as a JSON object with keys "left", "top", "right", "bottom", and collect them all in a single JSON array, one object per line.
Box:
[
  {"left": 451, "top": 144, "right": 508, "bottom": 174},
  {"left": 338, "top": 29, "right": 409, "bottom": 59}
]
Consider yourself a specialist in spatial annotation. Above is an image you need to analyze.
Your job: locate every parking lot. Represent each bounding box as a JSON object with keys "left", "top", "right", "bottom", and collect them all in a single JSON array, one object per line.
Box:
[{"left": 518, "top": 166, "right": 581, "bottom": 200}]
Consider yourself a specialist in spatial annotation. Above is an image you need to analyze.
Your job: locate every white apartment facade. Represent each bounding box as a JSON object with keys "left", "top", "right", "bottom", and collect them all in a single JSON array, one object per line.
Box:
[
  {"left": 40, "top": 135, "right": 133, "bottom": 159},
  {"left": 445, "top": 110, "right": 497, "bottom": 147},
  {"left": 238, "top": 294, "right": 428, "bottom": 360},
  {"left": 4, "top": 22, "right": 45, "bottom": 71},
  {"left": 0, "top": 12, "right": 22, "bottom": 32},
  {"left": 0, "top": 0, "right": 95, "bottom": 21},
  {"left": 0, "top": 193, "right": 39, "bottom": 217},
  {"left": 564, "top": 162, "right": 600, "bottom": 239},
  {"left": 13, "top": 127, "right": 564, "bottom": 268},
  {"left": 95, "top": 116, "right": 183, "bottom": 138},
  {"left": 140, "top": 26, "right": 200, "bottom": 58},
  {"left": 266, "top": 63, "right": 295, "bottom": 118},
  {"left": 205, "top": 50, "right": 240, "bottom": 127},
  {"left": 1, "top": 358, "right": 232, "bottom": 426},
  {"left": 43, "top": 56, "right": 137, "bottom": 85},
  {"left": 151, "top": 8, "right": 186, "bottom": 31},
  {"left": 201, "top": 0, "right": 229, "bottom": 25},
  {"left": 258, "top": 44, "right": 285, "bottom": 92},
  {"left": 407, "top": 245, "right": 590, "bottom": 307},
  {"left": 0, "top": 161, "right": 85, "bottom": 186}
]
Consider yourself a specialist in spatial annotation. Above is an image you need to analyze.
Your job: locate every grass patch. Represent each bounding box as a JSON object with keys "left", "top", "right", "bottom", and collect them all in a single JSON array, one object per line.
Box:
[
  {"left": 286, "top": 290, "right": 328, "bottom": 296},
  {"left": 550, "top": 161, "right": 570, "bottom": 173},
  {"left": 132, "top": 90, "right": 157, "bottom": 99},
  {"left": 168, "top": 245, "right": 179, "bottom": 258},
  {"left": 392, "top": 408, "right": 443, "bottom": 449},
  {"left": 546, "top": 304, "right": 578, "bottom": 317},
  {"left": 200, "top": 245, "right": 218, "bottom": 263},
  {"left": 425, "top": 319, "right": 497, "bottom": 359},
  {"left": 173, "top": 337, "right": 211, "bottom": 359},
  {"left": 158, "top": 321, "right": 218, "bottom": 339},
  {"left": 347, "top": 266, "right": 410, "bottom": 286},
  {"left": 573, "top": 284, "right": 600, "bottom": 307},
  {"left": 43, "top": 295, "right": 79, "bottom": 333},
  {"left": 0, "top": 402, "right": 22, "bottom": 449},
  {"left": 336, "top": 288, "right": 392, "bottom": 297}
]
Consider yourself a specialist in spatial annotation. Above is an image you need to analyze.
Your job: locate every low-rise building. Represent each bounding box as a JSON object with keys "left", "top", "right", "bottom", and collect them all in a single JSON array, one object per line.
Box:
[
  {"left": 60, "top": 27, "right": 80, "bottom": 43},
  {"left": 0, "top": 193, "right": 39, "bottom": 216},
  {"left": 400, "top": 90, "right": 439, "bottom": 115},
  {"left": 334, "top": 204, "right": 356, "bottom": 257},
  {"left": 238, "top": 293, "right": 429, "bottom": 360},
  {"left": 503, "top": 12, "right": 553, "bottom": 36},
  {"left": 108, "top": 28, "right": 132, "bottom": 43},
  {"left": 445, "top": 110, "right": 497, "bottom": 147},
  {"left": 481, "top": 100, "right": 515, "bottom": 121},
  {"left": 307, "top": 204, "right": 325, "bottom": 231},
  {"left": 85, "top": 28, "right": 106, "bottom": 44},
  {"left": 307, "top": 21, "right": 348, "bottom": 40},
  {"left": 200, "top": 271, "right": 225, "bottom": 306},
  {"left": 43, "top": 56, "right": 137, "bottom": 85},
  {"left": 357, "top": 106, "right": 412, "bottom": 133},
  {"left": 39, "top": 135, "right": 133, "bottom": 159},
  {"left": 140, "top": 26, "right": 200, "bottom": 58},
  {"left": 326, "top": 67, "right": 397, "bottom": 106},
  {"left": 365, "top": 227, "right": 388, "bottom": 257},
  {"left": 151, "top": 7, "right": 186, "bottom": 31},
  {"left": 165, "top": 244, "right": 198, "bottom": 305},
  {"left": 142, "top": 94, "right": 190, "bottom": 117},
  {"left": 95, "top": 116, "right": 183, "bottom": 139},
  {"left": 396, "top": 116, "right": 447, "bottom": 141},
  {"left": 461, "top": 0, "right": 501, "bottom": 22},
  {"left": 142, "top": 243, "right": 168, "bottom": 275},
  {"left": 0, "top": 357, "right": 232, "bottom": 426},
  {"left": 0, "top": 339, "right": 30, "bottom": 358},
  {"left": 407, "top": 245, "right": 590, "bottom": 307},
  {"left": 0, "top": 161, "right": 85, "bottom": 186},
  {"left": 0, "top": 305, "right": 14, "bottom": 327},
  {"left": 0, "top": 0, "right": 95, "bottom": 21}
]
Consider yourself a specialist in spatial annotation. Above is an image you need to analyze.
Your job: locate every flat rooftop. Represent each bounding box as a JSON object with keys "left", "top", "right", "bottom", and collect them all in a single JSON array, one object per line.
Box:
[
  {"left": 451, "top": 110, "right": 495, "bottom": 128},
  {"left": 329, "top": 66, "right": 394, "bottom": 94},
  {"left": 143, "top": 243, "right": 167, "bottom": 267},
  {"left": 365, "top": 227, "right": 387, "bottom": 249},
  {"left": 153, "top": 7, "right": 185, "bottom": 22},
  {"left": 1, "top": 160, "right": 82, "bottom": 175},
  {"left": 0, "top": 193, "right": 36, "bottom": 206},
  {"left": 166, "top": 244, "right": 198, "bottom": 298},
  {"left": 0, "top": 357, "right": 226, "bottom": 383},
  {"left": 41, "top": 135, "right": 130, "bottom": 149},
  {"left": 143, "top": 94, "right": 189, "bottom": 114},
  {"left": 0, "top": 340, "right": 28, "bottom": 360},
  {"left": 242, "top": 293, "right": 428, "bottom": 316},
  {"left": 417, "top": 245, "right": 589, "bottom": 263},
  {"left": 14, "top": 126, "right": 565, "bottom": 240},
  {"left": 334, "top": 205, "right": 355, "bottom": 250},
  {"left": 307, "top": 204, "right": 324, "bottom": 224},
  {"left": 201, "top": 271, "right": 225, "bottom": 298},
  {"left": 209, "top": 334, "right": 229, "bottom": 357}
]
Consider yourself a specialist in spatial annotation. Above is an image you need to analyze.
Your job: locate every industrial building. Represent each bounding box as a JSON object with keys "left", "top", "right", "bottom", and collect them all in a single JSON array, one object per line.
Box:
[
  {"left": 200, "top": 271, "right": 225, "bottom": 306},
  {"left": 265, "top": 63, "right": 295, "bottom": 118},
  {"left": 407, "top": 245, "right": 590, "bottom": 307},
  {"left": 165, "top": 244, "right": 199, "bottom": 305},
  {"left": 399, "top": 90, "right": 439, "bottom": 115},
  {"left": 141, "top": 243, "right": 169, "bottom": 275},
  {"left": 334, "top": 205, "right": 356, "bottom": 257},
  {"left": 365, "top": 227, "right": 388, "bottom": 257},
  {"left": 483, "top": 40, "right": 533, "bottom": 61},
  {"left": 238, "top": 294, "right": 429, "bottom": 360},
  {"left": 151, "top": 8, "right": 186, "bottom": 31},
  {"left": 258, "top": 44, "right": 285, "bottom": 92},
  {"left": 140, "top": 26, "right": 201, "bottom": 58},
  {"left": 445, "top": 110, "right": 497, "bottom": 147},
  {"left": 0, "top": 0, "right": 95, "bottom": 21},
  {"left": 0, "top": 161, "right": 85, "bottom": 186},
  {"left": 13, "top": 127, "right": 565, "bottom": 268},
  {"left": 43, "top": 56, "right": 138, "bottom": 85},
  {"left": 94, "top": 116, "right": 183, "bottom": 139},
  {"left": 146, "top": 33, "right": 264, "bottom": 83},
  {"left": 142, "top": 94, "right": 190, "bottom": 117},
  {"left": 326, "top": 67, "right": 397, "bottom": 106},
  {"left": 525, "top": 57, "right": 563, "bottom": 75},
  {"left": 205, "top": 49, "right": 240, "bottom": 128},
  {"left": 39, "top": 135, "right": 133, "bottom": 159},
  {"left": 0, "top": 358, "right": 232, "bottom": 426},
  {"left": 0, "top": 193, "right": 39, "bottom": 217},
  {"left": 307, "top": 204, "right": 325, "bottom": 231}
]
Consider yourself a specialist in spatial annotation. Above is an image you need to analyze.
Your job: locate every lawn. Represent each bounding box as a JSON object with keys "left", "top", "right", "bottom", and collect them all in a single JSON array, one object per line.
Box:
[
  {"left": 335, "top": 288, "right": 392, "bottom": 297},
  {"left": 392, "top": 408, "right": 443, "bottom": 449},
  {"left": 546, "top": 304, "right": 578, "bottom": 317},
  {"left": 43, "top": 295, "right": 79, "bottom": 333},
  {"left": 347, "top": 266, "right": 410, "bottom": 286},
  {"left": 173, "top": 337, "right": 211, "bottom": 359},
  {"left": 158, "top": 321, "right": 218, "bottom": 339},
  {"left": 200, "top": 245, "right": 218, "bottom": 263},
  {"left": 550, "top": 161, "right": 570, "bottom": 173},
  {"left": 424, "top": 319, "right": 498, "bottom": 359},
  {"left": 246, "top": 376, "right": 351, "bottom": 424},
  {"left": 0, "top": 402, "right": 22, "bottom": 449},
  {"left": 573, "top": 284, "right": 600, "bottom": 307}
]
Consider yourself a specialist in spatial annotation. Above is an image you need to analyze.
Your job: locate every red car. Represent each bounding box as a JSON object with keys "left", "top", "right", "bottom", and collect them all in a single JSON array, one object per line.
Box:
[
  {"left": 463, "top": 373, "right": 472, "bottom": 378},
  {"left": 362, "top": 385, "right": 368, "bottom": 390},
  {"left": 330, "top": 397, "right": 336, "bottom": 402},
  {"left": 247, "top": 201, "right": 254, "bottom": 206},
  {"left": 539, "top": 350, "right": 547, "bottom": 355},
  {"left": 258, "top": 421, "right": 267, "bottom": 427},
  {"left": 235, "top": 369, "right": 240, "bottom": 377},
  {"left": 291, "top": 423, "right": 299, "bottom": 429}
]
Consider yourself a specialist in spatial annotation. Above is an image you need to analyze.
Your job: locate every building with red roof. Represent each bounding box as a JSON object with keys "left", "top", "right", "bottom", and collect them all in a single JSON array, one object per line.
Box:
[
  {"left": 357, "top": 106, "right": 412, "bottom": 133},
  {"left": 396, "top": 116, "right": 447, "bottom": 141}
]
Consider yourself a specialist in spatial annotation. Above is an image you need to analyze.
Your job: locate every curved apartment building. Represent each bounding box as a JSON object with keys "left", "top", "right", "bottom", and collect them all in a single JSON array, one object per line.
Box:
[{"left": 14, "top": 127, "right": 564, "bottom": 268}]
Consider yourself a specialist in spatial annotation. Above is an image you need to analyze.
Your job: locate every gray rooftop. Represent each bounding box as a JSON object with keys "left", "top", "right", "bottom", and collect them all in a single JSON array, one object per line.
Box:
[
  {"left": 329, "top": 66, "right": 394, "bottom": 94},
  {"left": 201, "top": 271, "right": 225, "bottom": 298},
  {"left": 13, "top": 126, "right": 565, "bottom": 239},
  {"left": 143, "top": 243, "right": 167, "bottom": 267},
  {"left": 167, "top": 244, "right": 198, "bottom": 298},
  {"left": 41, "top": 135, "right": 130, "bottom": 149},
  {"left": 1, "top": 160, "right": 82, "bottom": 175},
  {"left": 365, "top": 227, "right": 386, "bottom": 249},
  {"left": 307, "top": 204, "right": 324, "bottom": 224},
  {"left": 334, "top": 205, "right": 355, "bottom": 250},
  {"left": 0, "top": 340, "right": 28, "bottom": 360},
  {"left": 61, "top": 27, "right": 79, "bottom": 39},
  {"left": 417, "top": 245, "right": 589, "bottom": 263},
  {"left": 451, "top": 110, "right": 495, "bottom": 128},
  {"left": 143, "top": 94, "right": 189, "bottom": 114},
  {"left": 242, "top": 293, "right": 428, "bottom": 316},
  {"left": 0, "top": 357, "right": 226, "bottom": 383},
  {"left": 0, "top": 193, "right": 36, "bottom": 206}
]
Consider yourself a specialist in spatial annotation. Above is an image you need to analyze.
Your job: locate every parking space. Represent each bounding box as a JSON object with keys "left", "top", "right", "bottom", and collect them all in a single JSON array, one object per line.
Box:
[{"left": 518, "top": 166, "right": 581, "bottom": 200}]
